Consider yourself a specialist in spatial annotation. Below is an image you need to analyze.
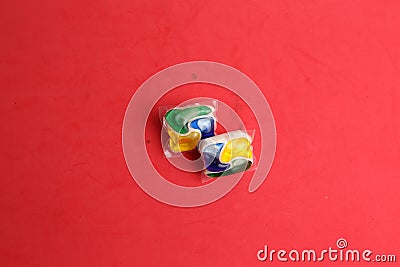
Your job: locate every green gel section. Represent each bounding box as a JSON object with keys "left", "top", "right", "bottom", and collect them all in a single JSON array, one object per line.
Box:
[
  {"left": 206, "top": 160, "right": 252, "bottom": 177},
  {"left": 165, "top": 106, "right": 213, "bottom": 134}
]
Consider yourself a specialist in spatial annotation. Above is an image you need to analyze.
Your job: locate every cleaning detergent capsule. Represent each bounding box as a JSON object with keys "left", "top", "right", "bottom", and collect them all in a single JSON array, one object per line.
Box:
[
  {"left": 164, "top": 105, "right": 216, "bottom": 152},
  {"left": 198, "top": 130, "right": 253, "bottom": 177}
]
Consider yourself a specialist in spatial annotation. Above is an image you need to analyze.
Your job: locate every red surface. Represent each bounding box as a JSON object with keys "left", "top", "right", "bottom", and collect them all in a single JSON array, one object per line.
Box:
[{"left": 1, "top": 1, "right": 400, "bottom": 266}]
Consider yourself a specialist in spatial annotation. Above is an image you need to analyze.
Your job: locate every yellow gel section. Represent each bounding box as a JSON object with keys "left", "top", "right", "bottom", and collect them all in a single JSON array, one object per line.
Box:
[
  {"left": 220, "top": 138, "right": 252, "bottom": 163},
  {"left": 168, "top": 128, "right": 200, "bottom": 152}
]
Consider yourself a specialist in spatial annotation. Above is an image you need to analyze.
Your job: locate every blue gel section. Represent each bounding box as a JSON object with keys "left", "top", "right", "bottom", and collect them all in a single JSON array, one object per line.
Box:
[
  {"left": 190, "top": 117, "right": 215, "bottom": 139},
  {"left": 203, "top": 143, "right": 230, "bottom": 172}
]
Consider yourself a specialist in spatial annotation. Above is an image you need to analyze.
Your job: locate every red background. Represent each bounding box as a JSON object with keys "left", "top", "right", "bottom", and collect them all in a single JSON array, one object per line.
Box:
[{"left": 1, "top": 0, "right": 400, "bottom": 266}]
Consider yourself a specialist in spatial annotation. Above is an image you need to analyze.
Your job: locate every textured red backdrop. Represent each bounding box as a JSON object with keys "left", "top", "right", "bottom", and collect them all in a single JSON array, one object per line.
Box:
[{"left": 1, "top": 1, "right": 400, "bottom": 266}]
